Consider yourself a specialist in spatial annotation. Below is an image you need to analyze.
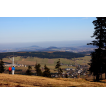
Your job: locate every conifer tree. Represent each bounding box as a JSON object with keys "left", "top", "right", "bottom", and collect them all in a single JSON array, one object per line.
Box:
[
  {"left": 34, "top": 63, "right": 42, "bottom": 76},
  {"left": 88, "top": 17, "right": 106, "bottom": 81},
  {"left": 26, "top": 65, "right": 32, "bottom": 75},
  {"left": 0, "top": 59, "right": 5, "bottom": 73},
  {"left": 55, "top": 59, "right": 63, "bottom": 77},
  {"left": 65, "top": 73, "right": 68, "bottom": 78},
  {"left": 43, "top": 64, "right": 51, "bottom": 78}
]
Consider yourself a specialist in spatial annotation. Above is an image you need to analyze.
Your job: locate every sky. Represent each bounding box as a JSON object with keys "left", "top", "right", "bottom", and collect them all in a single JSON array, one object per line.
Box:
[{"left": 0, "top": 17, "right": 96, "bottom": 44}]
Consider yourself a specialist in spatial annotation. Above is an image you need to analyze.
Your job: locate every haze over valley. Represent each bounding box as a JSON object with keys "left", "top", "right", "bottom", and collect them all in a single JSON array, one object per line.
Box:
[{"left": 0, "top": 40, "right": 96, "bottom": 53}]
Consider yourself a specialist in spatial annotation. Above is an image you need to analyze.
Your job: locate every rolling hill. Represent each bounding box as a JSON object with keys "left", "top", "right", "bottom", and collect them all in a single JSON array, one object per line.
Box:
[{"left": 0, "top": 44, "right": 95, "bottom": 53}]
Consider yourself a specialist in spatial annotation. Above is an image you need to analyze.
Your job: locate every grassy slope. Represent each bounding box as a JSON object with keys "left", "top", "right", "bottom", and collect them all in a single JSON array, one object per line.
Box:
[
  {"left": 0, "top": 73, "right": 106, "bottom": 87},
  {"left": 3, "top": 56, "right": 91, "bottom": 66}
]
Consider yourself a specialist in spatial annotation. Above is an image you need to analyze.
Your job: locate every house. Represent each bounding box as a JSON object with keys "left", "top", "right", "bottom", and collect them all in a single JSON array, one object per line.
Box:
[
  {"left": 65, "top": 68, "right": 70, "bottom": 71},
  {"left": 4, "top": 64, "right": 12, "bottom": 67},
  {"left": 72, "top": 69, "right": 75, "bottom": 70},
  {"left": 78, "top": 70, "right": 82, "bottom": 74},
  {"left": 24, "top": 65, "right": 27, "bottom": 67},
  {"left": 83, "top": 73, "right": 86, "bottom": 76}
]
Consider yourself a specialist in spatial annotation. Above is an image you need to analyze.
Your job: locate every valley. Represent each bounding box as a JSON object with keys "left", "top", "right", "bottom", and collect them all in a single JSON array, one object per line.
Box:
[{"left": 3, "top": 54, "right": 91, "bottom": 78}]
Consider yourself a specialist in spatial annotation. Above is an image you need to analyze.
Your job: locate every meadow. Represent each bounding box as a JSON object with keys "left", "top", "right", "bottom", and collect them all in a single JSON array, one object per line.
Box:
[
  {"left": 3, "top": 56, "right": 91, "bottom": 73},
  {"left": 3, "top": 55, "right": 91, "bottom": 66},
  {"left": 0, "top": 73, "right": 106, "bottom": 87},
  {"left": 2, "top": 56, "right": 106, "bottom": 87}
]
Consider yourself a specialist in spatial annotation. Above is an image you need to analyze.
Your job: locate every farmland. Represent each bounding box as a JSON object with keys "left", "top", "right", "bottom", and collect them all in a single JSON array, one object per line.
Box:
[
  {"left": 1, "top": 54, "right": 96, "bottom": 87},
  {"left": 3, "top": 55, "right": 91, "bottom": 66},
  {"left": 3, "top": 56, "right": 91, "bottom": 73}
]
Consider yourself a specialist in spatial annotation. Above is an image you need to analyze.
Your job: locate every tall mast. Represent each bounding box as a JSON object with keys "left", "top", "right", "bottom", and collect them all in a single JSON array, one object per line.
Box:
[{"left": 12, "top": 52, "right": 14, "bottom": 66}]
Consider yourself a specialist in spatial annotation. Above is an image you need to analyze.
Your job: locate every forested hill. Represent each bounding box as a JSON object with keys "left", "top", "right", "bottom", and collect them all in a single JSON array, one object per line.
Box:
[{"left": 0, "top": 51, "right": 85, "bottom": 59}]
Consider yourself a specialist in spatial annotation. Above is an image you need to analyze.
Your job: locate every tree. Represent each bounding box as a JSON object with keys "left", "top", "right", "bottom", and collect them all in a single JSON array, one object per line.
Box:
[
  {"left": 55, "top": 59, "right": 63, "bottom": 77},
  {"left": 0, "top": 59, "right": 5, "bottom": 73},
  {"left": 87, "top": 17, "right": 106, "bottom": 81},
  {"left": 26, "top": 65, "right": 32, "bottom": 75},
  {"left": 34, "top": 63, "right": 42, "bottom": 76},
  {"left": 43, "top": 64, "right": 51, "bottom": 78},
  {"left": 65, "top": 73, "right": 68, "bottom": 78}
]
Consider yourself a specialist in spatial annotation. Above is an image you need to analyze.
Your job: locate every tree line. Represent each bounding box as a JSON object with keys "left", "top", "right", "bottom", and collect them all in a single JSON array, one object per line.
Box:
[
  {"left": 26, "top": 59, "right": 64, "bottom": 78},
  {"left": 0, "top": 58, "right": 67, "bottom": 78},
  {"left": 0, "top": 51, "right": 85, "bottom": 59}
]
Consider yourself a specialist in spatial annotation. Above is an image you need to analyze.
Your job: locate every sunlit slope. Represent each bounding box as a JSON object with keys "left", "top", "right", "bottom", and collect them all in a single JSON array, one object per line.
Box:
[{"left": 0, "top": 73, "right": 106, "bottom": 87}]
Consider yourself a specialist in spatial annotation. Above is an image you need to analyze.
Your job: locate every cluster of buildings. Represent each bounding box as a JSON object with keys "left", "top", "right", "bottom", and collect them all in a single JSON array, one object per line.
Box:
[
  {"left": 4, "top": 57, "right": 89, "bottom": 78},
  {"left": 50, "top": 63, "right": 89, "bottom": 78},
  {"left": 4, "top": 63, "right": 27, "bottom": 67}
]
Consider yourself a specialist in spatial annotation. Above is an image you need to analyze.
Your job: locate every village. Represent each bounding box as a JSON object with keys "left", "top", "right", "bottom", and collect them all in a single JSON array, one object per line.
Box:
[
  {"left": 51, "top": 63, "right": 89, "bottom": 78},
  {"left": 4, "top": 61, "right": 89, "bottom": 78}
]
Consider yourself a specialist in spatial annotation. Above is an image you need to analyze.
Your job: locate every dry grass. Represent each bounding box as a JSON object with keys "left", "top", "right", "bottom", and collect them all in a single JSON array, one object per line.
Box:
[{"left": 0, "top": 73, "right": 106, "bottom": 87}]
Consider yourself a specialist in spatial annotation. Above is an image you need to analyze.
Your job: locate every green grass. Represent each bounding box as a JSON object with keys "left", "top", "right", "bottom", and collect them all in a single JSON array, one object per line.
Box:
[
  {"left": 3, "top": 56, "right": 90, "bottom": 73},
  {"left": 14, "top": 56, "right": 21, "bottom": 61},
  {"left": 10, "top": 56, "right": 90, "bottom": 66}
]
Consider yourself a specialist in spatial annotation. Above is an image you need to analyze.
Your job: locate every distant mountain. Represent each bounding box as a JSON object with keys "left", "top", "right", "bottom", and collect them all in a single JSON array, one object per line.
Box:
[
  {"left": 60, "top": 47, "right": 77, "bottom": 50},
  {"left": 47, "top": 46, "right": 58, "bottom": 49},
  {"left": 41, "top": 46, "right": 60, "bottom": 51},
  {"left": 17, "top": 45, "right": 44, "bottom": 52},
  {"left": 0, "top": 45, "right": 44, "bottom": 52},
  {"left": 79, "top": 45, "right": 96, "bottom": 48},
  {"left": 0, "top": 44, "right": 95, "bottom": 53}
]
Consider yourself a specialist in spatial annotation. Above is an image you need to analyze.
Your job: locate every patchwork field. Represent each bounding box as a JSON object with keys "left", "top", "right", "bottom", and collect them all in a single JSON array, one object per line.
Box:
[
  {"left": 3, "top": 56, "right": 91, "bottom": 73},
  {"left": 3, "top": 56, "right": 91, "bottom": 69},
  {"left": 2, "top": 56, "right": 106, "bottom": 87}
]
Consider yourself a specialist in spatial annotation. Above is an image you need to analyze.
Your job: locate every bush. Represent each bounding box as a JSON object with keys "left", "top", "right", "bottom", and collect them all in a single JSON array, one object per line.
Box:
[
  {"left": 0, "top": 59, "right": 5, "bottom": 73},
  {"left": 43, "top": 65, "right": 51, "bottom": 78},
  {"left": 34, "top": 63, "right": 42, "bottom": 76},
  {"left": 26, "top": 66, "right": 32, "bottom": 75}
]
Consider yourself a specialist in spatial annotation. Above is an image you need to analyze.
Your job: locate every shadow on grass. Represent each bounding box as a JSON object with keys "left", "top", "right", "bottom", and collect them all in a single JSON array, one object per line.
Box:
[
  {"left": 68, "top": 86, "right": 77, "bottom": 87},
  {"left": 15, "top": 85, "right": 23, "bottom": 87},
  {"left": 85, "top": 78, "right": 106, "bottom": 83}
]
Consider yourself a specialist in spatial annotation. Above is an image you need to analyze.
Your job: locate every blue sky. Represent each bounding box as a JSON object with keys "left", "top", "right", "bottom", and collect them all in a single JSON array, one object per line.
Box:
[{"left": 0, "top": 17, "right": 96, "bottom": 44}]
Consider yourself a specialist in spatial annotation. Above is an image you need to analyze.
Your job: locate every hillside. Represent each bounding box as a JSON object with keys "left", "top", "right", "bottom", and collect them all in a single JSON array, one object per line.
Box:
[
  {"left": 0, "top": 51, "right": 85, "bottom": 59},
  {"left": 3, "top": 56, "right": 91, "bottom": 75},
  {"left": 0, "top": 73, "right": 106, "bottom": 87}
]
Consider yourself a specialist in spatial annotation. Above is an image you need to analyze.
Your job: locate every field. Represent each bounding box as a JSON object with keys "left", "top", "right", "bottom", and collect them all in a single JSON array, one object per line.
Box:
[
  {"left": 4, "top": 55, "right": 91, "bottom": 65},
  {"left": 2, "top": 56, "right": 106, "bottom": 87},
  {"left": 0, "top": 73, "right": 106, "bottom": 87},
  {"left": 3, "top": 56, "right": 91, "bottom": 73}
]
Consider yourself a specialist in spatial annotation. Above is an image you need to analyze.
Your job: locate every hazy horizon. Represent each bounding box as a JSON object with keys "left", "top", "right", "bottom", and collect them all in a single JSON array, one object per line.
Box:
[
  {"left": 0, "top": 17, "right": 96, "bottom": 50},
  {"left": 0, "top": 40, "right": 94, "bottom": 49}
]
